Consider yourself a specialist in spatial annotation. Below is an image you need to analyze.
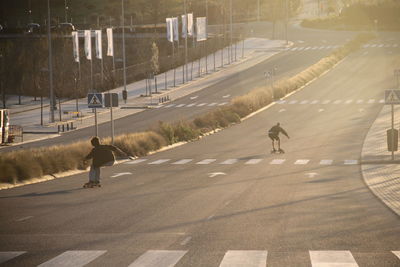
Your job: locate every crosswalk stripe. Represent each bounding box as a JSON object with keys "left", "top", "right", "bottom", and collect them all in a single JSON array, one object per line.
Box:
[
  {"left": 320, "top": 160, "right": 333, "bottom": 165},
  {"left": 196, "top": 159, "right": 217, "bottom": 164},
  {"left": 276, "top": 100, "right": 286, "bottom": 104},
  {"left": 378, "top": 44, "right": 384, "bottom": 48},
  {"left": 310, "top": 100, "right": 319, "bottom": 104},
  {"left": 344, "top": 160, "right": 358, "bottom": 165},
  {"left": 305, "top": 47, "right": 311, "bottom": 50},
  {"left": 322, "top": 100, "right": 331, "bottom": 104},
  {"left": 300, "top": 100, "right": 309, "bottom": 104},
  {"left": 219, "top": 250, "right": 268, "bottom": 267},
  {"left": 289, "top": 100, "right": 298, "bottom": 104},
  {"left": 363, "top": 44, "right": 370, "bottom": 48},
  {"left": 149, "top": 159, "right": 170, "bottom": 165},
  {"left": 312, "top": 46, "right": 318, "bottom": 50},
  {"left": 208, "top": 102, "right": 218, "bottom": 106},
  {"left": 197, "top": 103, "right": 207, "bottom": 107},
  {"left": 379, "top": 99, "right": 385, "bottom": 103},
  {"left": 368, "top": 99, "right": 375, "bottom": 103},
  {"left": 318, "top": 46, "right": 325, "bottom": 49},
  {"left": 371, "top": 44, "right": 377, "bottom": 48},
  {"left": 172, "top": 159, "right": 193, "bottom": 165},
  {"left": 165, "top": 104, "right": 176, "bottom": 108},
  {"left": 295, "top": 159, "right": 310, "bottom": 165},
  {"left": 245, "top": 159, "right": 263, "bottom": 165},
  {"left": 220, "top": 159, "right": 238, "bottom": 164},
  {"left": 357, "top": 100, "right": 364, "bottom": 104},
  {"left": 297, "top": 47, "right": 304, "bottom": 51},
  {"left": 38, "top": 251, "right": 106, "bottom": 267},
  {"left": 345, "top": 100, "right": 353, "bottom": 104},
  {"left": 219, "top": 102, "right": 229, "bottom": 106},
  {"left": 186, "top": 103, "right": 197, "bottom": 107},
  {"left": 392, "top": 251, "right": 400, "bottom": 259},
  {"left": 309, "top": 251, "right": 358, "bottom": 267},
  {"left": 128, "top": 250, "right": 187, "bottom": 267},
  {"left": 126, "top": 159, "right": 147, "bottom": 165},
  {"left": 0, "top": 252, "right": 26, "bottom": 264},
  {"left": 175, "top": 104, "right": 186, "bottom": 107},
  {"left": 270, "top": 159, "right": 285, "bottom": 165},
  {"left": 333, "top": 100, "right": 342, "bottom": 104}
]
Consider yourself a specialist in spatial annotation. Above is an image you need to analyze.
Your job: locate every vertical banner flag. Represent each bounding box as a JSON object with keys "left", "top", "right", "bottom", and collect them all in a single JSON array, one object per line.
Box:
[
  {"left": 72, "top": 31, "right": 79, "bottom": 62},
  {"left": 106, "top": 28, "right": 114, "bottom": 57},
  {"left": 196, "top": 17, "right": 207, "bottom": 42},
  {"left": 187, "top": 13, "right": 194, "bottom": 37},
  {"left": 84, "top": 30, "right": 92, "bottom": 60},
  {"left": 166, "top": 18, "right": 173, "bottom": 42},
  {"left": 95, "top": 30, "right": 102, "bottom": 59},
  {"left": 173, "top": 17, "right": 179, "bottom": 41},
  {"left": 181, "top": 14, "right": 187, "bottom": 38}
]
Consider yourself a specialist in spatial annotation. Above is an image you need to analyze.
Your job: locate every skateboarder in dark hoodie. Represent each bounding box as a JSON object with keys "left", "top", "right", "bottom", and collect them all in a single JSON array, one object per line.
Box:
[{"left": 268, "top": 122, "right": 290, "bottom": 153}]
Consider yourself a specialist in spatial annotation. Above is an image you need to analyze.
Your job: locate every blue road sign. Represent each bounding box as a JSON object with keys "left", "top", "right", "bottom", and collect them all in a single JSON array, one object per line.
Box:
[{"left": 88, "top": 93, "right": 103, "bottom": 108}]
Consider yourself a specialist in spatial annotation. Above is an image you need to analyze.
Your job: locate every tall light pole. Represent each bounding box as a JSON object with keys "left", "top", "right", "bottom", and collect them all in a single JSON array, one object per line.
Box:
[
  {"left": 47, "top": 0, "right": 55, "bottom": 123},
  {"left": 184, "top": 0, "right": 188, "bottom": 81},
  {"left": 230, "top": 0, "right": 233, "bottom": 62},
  {"left": 121, "top": 0, "right": 127, "bottom": 103},
  {"left": 64, "top": 0, "right": 68, "bottom": 22}
]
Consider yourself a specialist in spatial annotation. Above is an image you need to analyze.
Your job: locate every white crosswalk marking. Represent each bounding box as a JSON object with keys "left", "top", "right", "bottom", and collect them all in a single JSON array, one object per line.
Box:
[
  {"left": 196, "top": 159, "right": 217, "bottom": 164},
  {"left": 344, "top": 160, "right": 358, "bottom": 165},
  {"left": 291, "top": 47, "right": 299, "bottom": 51},
  {"left": 270, "top": 159, "right": 286, "bottom": 165},
  {"left": 276, "top": 100, "right": 286, "bottom": 104},
  {"left": 175, "top": 104, "right": 186, "bottom": 107},
  {"left": 345, "top": 100, "right": 353, "bottom": 104},
  {"left": 219, "top": 102, "right": 229, "bottom": 106},
  {"left": 197, "top": 103, "right": 207, "bottom": 107},
  {"left": 38, "top": 251, "right": 106, "bottom": 267},
  {"left": 149, "top": 159, "right": 170, "bottom": 165},
  {"left": 186, "top": 103, "right": 197, "bottom": 107},
  {"left": 295, "top": 159, "right": 310, "bottom": 165},
  {"left": 125, "top": 159, "right": 147, "bottom": 165},
  {"left": 357, "top": 100, "right": 364, "bottom": 104},
  {"left": 318, "top": 46, "right": 325, "bottom": 50},
  {"left": 172, "top": 159, "right": 193, "bottom": 165},
  {"left": 128, "top": 250, "right": 187, "bottom": 267},
  {"left": 300, "top": 100, "right": 309, "bottom": 104},
  {"left": 309, "top": 251, "right": 359, "bottom": 267},
  {"left": 165, "top": 104, "right": 176, "bottom": 108},
  {"left": 379, "top": 99, "right": 385, "bottom": 103},
  {"left": 333, "top": 100, "right": 342, "bottom": 104},
  {"left": 289, "top": 100, "right": 298, "bottom": 104},
  {"left": 368, "top": 99, "right": 375, "bottom": 103},
  {"left": 378, "top": 44, "right": 384, "bottom": 48},
  {"left": 245, "top": 159, "right": 263, "bottom": 165},
  {"left": 0, "top": 252, "right": 26, "bottom": 264},
  {"left": 312, "top": 46, "right": 319, "bottom": 50},
  {"left": 279, "top": 109, "right": 286, "bottom": 113},
  {"left": 371, "top": 44, "right": 377, "bottom": 48},
  {"left": 219, "top": 250, "right": 268, "bottom": 267},
  {"left": 154, "top": 105, "right": 163, "bottom": 109},
  {"left": 208, "top": 102, "right": 218, "bottom": 106},
  {"left": 392, "top": 251, "right": 400, "bottom": 259},
  {"left": 320, "top": 160, "right": 333, "bottom": 165},
  {"left": 363, "top": 44, "right": 370, "bottom": 48},
  {"left": 220, "top": 159, "right": 238, "bottom": 164},
  {"left": 310, "top": 100, "right": 319, "bottom": 104},
  {"left": 297, "top": 47, "right": 305, "bottom": 51},
  {"left": 322, "top": 100, "right": 331, "bottom": 104}
]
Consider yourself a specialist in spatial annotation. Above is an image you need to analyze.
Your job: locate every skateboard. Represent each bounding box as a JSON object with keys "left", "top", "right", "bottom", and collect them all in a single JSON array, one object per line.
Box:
[
  {"left": 83, "top": 182, "right": 102, "bottom": 188},
  {"left": 271, "top": 149, "right": 285, "bottom": 154}
]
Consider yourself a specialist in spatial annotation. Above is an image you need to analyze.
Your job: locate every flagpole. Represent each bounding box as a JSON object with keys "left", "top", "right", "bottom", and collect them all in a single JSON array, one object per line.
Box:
[
  {"left": 184, "top": 1, "right": 188, "bottom": 82},
  {"left": 47, "top": 0, "right": 55, "bottom": 123},
  {"left": 121, "top": 0, "right": 127, "bottom": 103}
]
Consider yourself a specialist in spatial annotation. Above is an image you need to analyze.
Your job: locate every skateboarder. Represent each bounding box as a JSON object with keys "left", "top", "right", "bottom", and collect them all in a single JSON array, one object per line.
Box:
[
  {"left": 83, "top": 136, "right": 131, "bottom": 188},
  {"left": 268, "top": 122, "right": 289, "bottom": 153}
]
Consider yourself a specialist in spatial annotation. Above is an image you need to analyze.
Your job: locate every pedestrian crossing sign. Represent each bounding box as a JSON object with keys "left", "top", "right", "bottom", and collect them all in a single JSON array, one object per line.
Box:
[
  {"left": 385, "top": 90, "right": 400, "bottom": 105},
  {"left": 87, "top": 93, "right": 103, "bottom": 108}
]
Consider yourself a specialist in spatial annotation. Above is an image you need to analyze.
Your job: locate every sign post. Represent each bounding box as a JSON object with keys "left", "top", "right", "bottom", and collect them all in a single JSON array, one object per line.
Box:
[
  {"left": 384, "top": 89, "right": 400, "bottom": 160},
  {"left": 104, "top": 93, "right": 118, "bottom": 144},
  {"left": 88, "top": 93, "right": 103, "bottom": 136},
  {"left": 394, "top": 69, "right": 400, "bottom": 88}
]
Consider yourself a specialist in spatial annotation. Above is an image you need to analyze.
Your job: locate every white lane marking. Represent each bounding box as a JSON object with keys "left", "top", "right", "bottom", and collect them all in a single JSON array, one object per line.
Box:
[
  {"left": 363, "top": 44, "right": 370, "bottom": 48},
  {"left": 371, "top": 44, "right": 377, "bottom": 48},
  {"left": 305, "top": 47, "right": 311, "bottom": 50},
  {"left": 310, "top": 100, "right": 319, "bottom": 104},
  {"left": 111, "top": 172, "right": 132, "bottom": 178},
  {"left": 368, "top": 99, "right": 375, "bottom": 104},
  {"left": 223, "top": 94, "right": 231, "bottom": 98},
  {"left": 270, "top": 159, "right": 285, "bottom": 165},
  {"left": 379, "top": 99, "right": 385, "bottom": 103},
  {"left": 276, "top": 100, "right": 286, "bottom": 104},
  {"left": 165, "top": 104, "right": 176, "bottom": 108},
  {"left": 345, "top": 100, "right": 353, "bottom": 104},
  {"left": 300, "top": 100, "right": 309, "bottom": 104},
  {"left": 219, "top": 250, "right": 268, "bottom": 267},
  {"left": 175, "top": 104, "right": 186, "bottom": 107},
  {"left": 0, "top": 252, "right": 26, "bottom": 264},
  {"left": 392, "top": 251, "right": 400, "bottom": 259},
  {"left": 148, "top": 159, "right": 171, "bottom": 165},
  {"left": 320, "top": 160, "right": 333, "bottom": 165},
  {"left": 311, "top": 46, "right": 318, "bottom": 50},
  {"left": 208, "top": 102, "right": 218, "bottom": 106},
  {"left": 245, "top": 159, "right": 263, "bottom": 165},
  {"left": 180, "top": 236, "right": 192, "bottom": 246},
  {"left": 378, "top": 44, "right": 384, "bottom": 48},
  {"left": 318, "top": 109, "right": 324, "bottom": 112},
  {"left": 291, "top": 47, "right": 299, "bottom": 51},
  {"left": 309, "top": 251, "right": 359, "bottom": 267},
  {"left": 196, "top": 159, "right": 217, "bottom": 164},
  {"left": 125, "top": 159, "right": 147, "bottom": 165},
  {"left": 172, "top": 159, "right": 193, "bottom": 165},
  {"left": 190, "top": 96, "right": 198, "bottom": 100},
  {"left": 279, "top": 109, "right": 286, "bottom": 113},
  {"left": 289, "top": 100, "right": 298, "bottom": 104},
  {"left": 295, "top": 159, "right": 310, "bottom": 165},
  {"left": 297, "top": 47, "right": 305, "bottom": 51},
  {"left": 298, "top": 40, "right": 305, "bottom": 43},
  {"left": 219, "top": 102, "right": 229, "bottom": 106},
  {"left": 154, "top": 105, "right": 163, "bottom": 109},
  {"left": 306, "top": 173, "right": 318, "bottom": 178},
  {"left": 384, "top": 44, "right": 392, "bottom": 48},
  {"left": 186, "top": 103, "right": 197, "bottom": 107},
  {"left": 208, "top": 172, "right": 227, "bottom": 178},
  {"left": 16, "top": 216, "right": 33, "bottom": 222},
  {"left": 38, "top": 251, "right": 107, "bottom": 267},
  {"left": 322, "top": 100, "right": 331, "bottom": 104},
  {"left": 357, "top": 100, "right": 364, "bottom": 104},
  {"left": 318, "top": 46, "right": 325, "bottom": 50},
  {"left": 344, "top": 160, "right": 358, "bottom": 165},
  {"left": 197, "top": 103, "right": 207, "bottom": 107},
  {"left": 207, "top": 215, "right": 214, "bottom": 220},
  {"left": 220, "top": 159, "right": 238, "bottom": 164},
  {"left": 128, "top": 250, "right": 187, "bottom": 267},
  {"left": 333, "top": 100, "right": 342, "bottom": 104}
]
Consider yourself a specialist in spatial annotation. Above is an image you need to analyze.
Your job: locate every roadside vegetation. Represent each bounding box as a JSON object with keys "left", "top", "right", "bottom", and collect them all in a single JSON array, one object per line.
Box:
[
  {"left": 301, "top": 1, "right": 400, "bottom": 31},
  {"left": 0, "top": 33, "right": 374, "bottom": 186}
]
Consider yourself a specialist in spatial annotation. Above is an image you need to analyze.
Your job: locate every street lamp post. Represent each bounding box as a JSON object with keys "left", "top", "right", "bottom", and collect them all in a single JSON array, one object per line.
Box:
[
  {"left": 64, "top": 0, "right": 68, "bottom": 22},
  {"left": 121, "top": 0, "right": 128, "bottom": 103},
  {"left": 47, "top": 0, "right": 55, "bottom": 123}
]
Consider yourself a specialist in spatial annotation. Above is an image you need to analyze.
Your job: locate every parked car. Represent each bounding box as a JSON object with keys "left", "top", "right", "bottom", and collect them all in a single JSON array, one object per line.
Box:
[
  {"left": 25, "top": 23, "right": 41, "bottom": 34},
  {"left": 56, "top": 23, "right": 76, "bottom": 33}
]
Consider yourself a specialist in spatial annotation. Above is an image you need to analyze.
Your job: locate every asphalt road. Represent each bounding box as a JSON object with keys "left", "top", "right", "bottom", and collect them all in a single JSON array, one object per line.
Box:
[{"left": 1, "top": 26, "right": 400, "bottom": 266}]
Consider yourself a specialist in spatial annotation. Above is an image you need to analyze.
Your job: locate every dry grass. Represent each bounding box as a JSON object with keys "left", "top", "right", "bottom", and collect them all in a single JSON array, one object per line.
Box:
[{"left": 0, "top": 33, "right": 374, "bottom": 185}]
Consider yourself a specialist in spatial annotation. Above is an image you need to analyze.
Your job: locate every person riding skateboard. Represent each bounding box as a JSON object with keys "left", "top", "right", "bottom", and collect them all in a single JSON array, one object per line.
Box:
[{"left": 268, "top": 122, "right": 289, "bottom": 153}]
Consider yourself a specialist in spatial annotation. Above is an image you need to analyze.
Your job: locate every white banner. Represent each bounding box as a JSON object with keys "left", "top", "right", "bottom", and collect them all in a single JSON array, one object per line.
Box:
[
  {"left": 181, "top": 14, "right": 187, "bottom": 38},
  {"left": 166, "top": 18, "right": 173, "bottom": 42},
  {"left": 196, "top": 17, "right": 207, "bottom": 42},
  {"left": 72, "top": 31, "right": 79, "bottom": 62},
  {"left": 106, "top": 28, "right": 114, "bottom": 57},
  {"left": 95, "top": 30, "right": 102, "bottom": 59},
  {"left": 172, "top": 17, "right": 179, "bottom": 41},
  {"left": 84, "top": 30, "right": 92, "bottom": 60},
  {"left": 187, "top": 13, "right": 194, "bottom": 37}
]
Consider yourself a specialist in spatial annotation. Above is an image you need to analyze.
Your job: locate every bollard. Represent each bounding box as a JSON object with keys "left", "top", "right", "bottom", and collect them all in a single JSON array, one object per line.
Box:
[
  {"left": 71, "top": 122, "right": 74, "bottom": 129},
  {"left": 58, "top": 125, "right": 61, "bottom": 133},
  {"left": 62, "top": 124, "right": 65, "bottom": 132},
  {"left": 66, "top": 123, "right": 69, "bottom": 131}
]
